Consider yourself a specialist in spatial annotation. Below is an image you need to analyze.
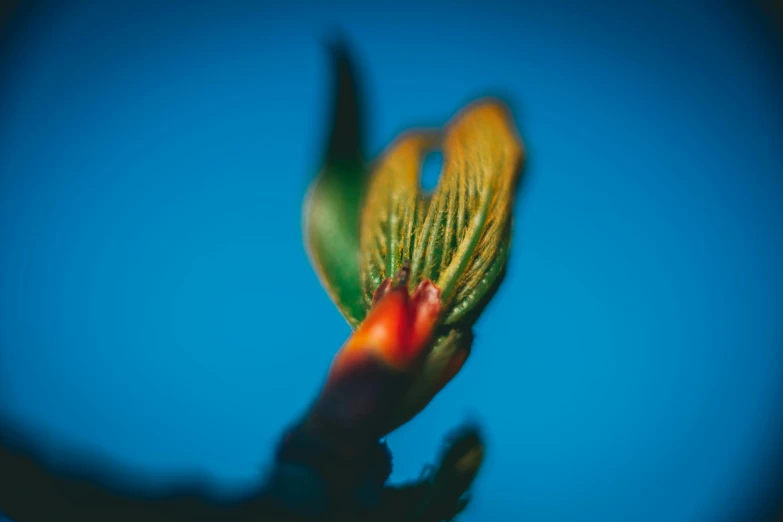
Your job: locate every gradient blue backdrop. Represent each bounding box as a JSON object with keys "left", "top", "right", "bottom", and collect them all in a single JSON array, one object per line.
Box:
[{"left": 1, "top": 2, "right": 782, "bottom": 521}]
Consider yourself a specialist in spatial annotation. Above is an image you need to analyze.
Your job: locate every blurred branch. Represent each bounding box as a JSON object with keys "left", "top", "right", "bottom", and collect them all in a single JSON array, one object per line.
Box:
[{"left": 0, "top": 418, "right": 483, "bottom": 522}]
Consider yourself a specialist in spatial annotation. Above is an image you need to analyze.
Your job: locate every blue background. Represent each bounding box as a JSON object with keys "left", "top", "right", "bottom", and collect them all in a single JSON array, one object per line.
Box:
[{"left": 1, "top": 2, "right": 782, "bottom": 521}]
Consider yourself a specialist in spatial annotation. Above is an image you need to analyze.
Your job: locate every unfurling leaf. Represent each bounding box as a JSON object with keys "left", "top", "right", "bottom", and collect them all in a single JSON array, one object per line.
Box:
[
  {"left": 359, "top": 100, "right": 524, "bottom": 328},
  {"left": 357, "top": 101, "right": 524, "bottom": 430},
  {"left": 359, "top": 132, "right": 438, "bottom": 308}
]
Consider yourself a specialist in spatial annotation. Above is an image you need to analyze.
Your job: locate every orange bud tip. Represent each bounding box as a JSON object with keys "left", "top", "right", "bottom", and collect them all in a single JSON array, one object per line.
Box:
[
  {"left": 411, "top": 279, "right": 441, "bottom": 352},
  {"left": 327, "top": 276, "right": 442, "bottom": 381}
]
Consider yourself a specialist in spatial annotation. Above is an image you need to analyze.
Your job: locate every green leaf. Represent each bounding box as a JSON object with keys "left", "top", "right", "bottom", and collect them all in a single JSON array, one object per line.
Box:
[{"left": 303, "top": 41, "right": 368, "bottom": 327}]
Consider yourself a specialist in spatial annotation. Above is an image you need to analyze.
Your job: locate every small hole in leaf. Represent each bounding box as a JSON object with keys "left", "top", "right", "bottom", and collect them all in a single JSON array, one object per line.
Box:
[{"left": 420, "top": 151, "right": 444, "bottom": 193}]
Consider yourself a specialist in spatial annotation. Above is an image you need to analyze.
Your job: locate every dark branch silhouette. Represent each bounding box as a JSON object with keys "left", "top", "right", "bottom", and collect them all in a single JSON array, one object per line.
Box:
[{"left": 0, "top": 412, "right": 482, "bottom": 522}]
